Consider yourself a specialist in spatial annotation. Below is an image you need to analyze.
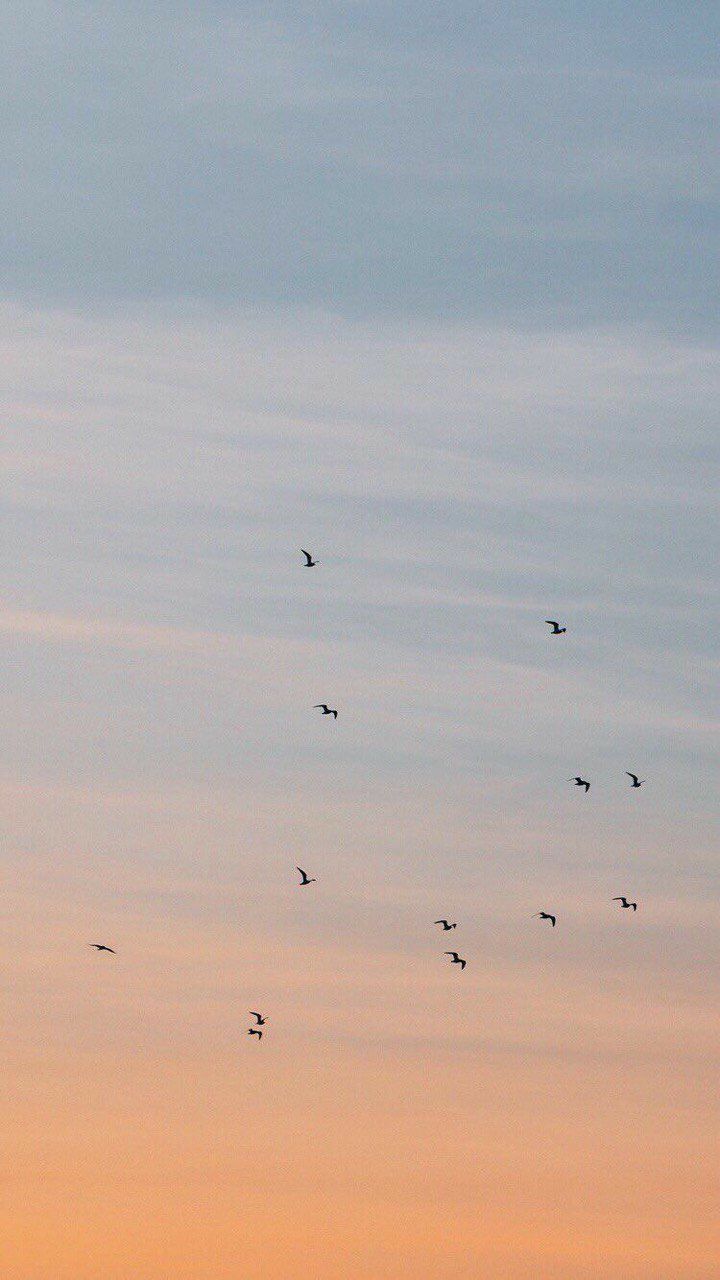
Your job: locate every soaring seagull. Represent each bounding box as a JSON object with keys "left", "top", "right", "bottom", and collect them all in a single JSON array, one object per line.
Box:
[
  {"left": 435, "top": 919, "right": 457, "bottom": 931},
  {"left": 545, "top": 620, "right": 566, "bottom": 634},
  {"left": 626, "top": 773, "right": 645, "bottom": 788},
  {"left": 314, "top": 704, "right": 338, "bottom": 719},
  {"left": 249, "top": 1012, "right": 266, "bottom": 1025},
  {"left": 89, "top": 943, "right": 116, "bottom": 953},
  {"left": 301, "top": 549, "right": 318, "bottom": 567},
  {"left": 612, "top": 896, "right": 638, "bottom": 911},
  {"left": 569, "top": 776, "right": 590, "bottom": 792},
  {"left": 297, "top": 866, "right": 317, "bottom": 886},
  {"left": 444, "top": 951, "right": 466, "bottom": 970},
  {"left": 534, "top": 912, "right": 556, "bottom": 927},
  {"left": 248, "top": 1027, "right": 263, "bottom": 1040}
]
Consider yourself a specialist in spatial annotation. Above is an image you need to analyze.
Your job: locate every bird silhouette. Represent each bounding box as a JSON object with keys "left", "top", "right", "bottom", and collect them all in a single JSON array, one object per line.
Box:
[
  {"left": 314, "top": 704, "right": 338, "bottom": 719},
  {"left": 297, "top": 866, "right": 316, "bottom": 886},
  {"left": 301, "top": 549, "right": 318, "bottom": 567},
  {"left": 534, "top": 912, "right": 556, "bottom": 927},
  {"left": 248, "top": 1027, "right": 263, "bottom": 1040},
  {"left": 569, "top": 776, "right": 590, "bottom": 792},
  {"left": 545, "top": 620, "right": 566, "bottom": 634},
  {"left": 444, "top": 951, "right": 466, "bottom": 969},
  {"left": 434, "top": 919, "right": 457, "bottom": 931},
  {"left": 249, "top": 1012, "right": 266, "bottom": 1025},
  {"left": 89, "top": 943, "right": 116, "bottom": 953},
  {"left": 626, "top": 773, "right": 644, "bottom": 788},
  {"left": 612, "top": 896, "right": 637, "bottom": 911}
]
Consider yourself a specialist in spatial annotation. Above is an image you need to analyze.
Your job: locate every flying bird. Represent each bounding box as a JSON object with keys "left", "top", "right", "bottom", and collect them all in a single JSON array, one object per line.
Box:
[
  {"left": 314, "top": 704, "right": 338, "bottom": 719},
  {"left": 248, "top": 1027, "right": 263, "bottom": 1040},
  {"left": 626, "top": 773, "right": 645, "bottom": 788},
  {"left": 545, "top": 620, "right": 566, "bottom": 634},
  {"left": 434, "top": 919, "right": 457, "bottom": 931},
  {"left": 301, "top": 549, "right": 318, "bottom": 567},
  {"left": 296, "top": 866, "right": 316, "bottom": 886},
  {"left": 612, "top": 896, "right": 637, "bottom": 911},
  {"left": 534, "top": 912, "right": 556, "bottom": 927},
  {"left": 444, "top": 951, "right": 466, "bottom": 970},
  {"left": 569, "top": 776, "right": 590, "bottom": 792},
  {"left": 249, "top": 1012, "right": 266, "bottom": 1025},
  {"left": 89, "top": 943, "right": 116, "bottom": 953}
]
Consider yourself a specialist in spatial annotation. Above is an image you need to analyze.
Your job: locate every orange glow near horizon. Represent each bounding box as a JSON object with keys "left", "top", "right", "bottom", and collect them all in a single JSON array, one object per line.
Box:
[{"left": 2, "top": 818, "right": 719, "bottom": 1280}]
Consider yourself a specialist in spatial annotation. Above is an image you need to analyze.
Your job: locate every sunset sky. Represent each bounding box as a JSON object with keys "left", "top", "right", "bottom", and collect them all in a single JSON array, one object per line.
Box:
[{"left": 1, "top": 3, "right": 719, "bottom": 1278}]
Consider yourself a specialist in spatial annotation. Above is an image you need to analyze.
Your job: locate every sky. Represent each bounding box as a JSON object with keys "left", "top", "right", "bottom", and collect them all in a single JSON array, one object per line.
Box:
[{"left": 1, "top": 3, "right": 718, "bottom": 1278}]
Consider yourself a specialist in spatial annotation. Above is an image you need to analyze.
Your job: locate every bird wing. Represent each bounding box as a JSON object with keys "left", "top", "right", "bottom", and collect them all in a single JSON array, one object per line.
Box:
[
  {"left": 550, "top": 917, "right": 556, "bottom": 926},
  {"left": 434, "top": 920, "right": 448, "bottom": 926},
  {"left": 626, "top": 773, "right": 639, "bottom": 783},
  {"left": 445, "top": 951, "right": 459, "bottom": 960},
  {"left": 249, "top": 1012, "right": 263, "bottom": 1022},
  {"left": 301, "top": 549, "right": 312, "bottom": 562},
  {"left": 296, "top": 867, "right": 307, "bottom": 876},
  {"left": 545, "top": 620, "right": 558, "bottom": 627}
]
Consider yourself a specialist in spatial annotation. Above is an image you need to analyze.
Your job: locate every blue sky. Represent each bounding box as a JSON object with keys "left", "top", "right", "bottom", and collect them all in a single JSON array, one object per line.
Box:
[
  {"left": 1, "top": 1, "right": 717, "bottom": 877},
  {"left": 1, "top": 1, "right": 719, "bottom": 328}
]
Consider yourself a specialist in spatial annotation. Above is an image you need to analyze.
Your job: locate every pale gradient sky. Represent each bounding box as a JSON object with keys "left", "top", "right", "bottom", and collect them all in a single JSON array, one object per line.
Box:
[{"left": 1, "top": 3, "right": 719, "bottom": 1278}]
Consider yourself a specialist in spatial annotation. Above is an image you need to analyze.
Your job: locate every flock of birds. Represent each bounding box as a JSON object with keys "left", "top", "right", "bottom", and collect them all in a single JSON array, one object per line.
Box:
[{"left": 89, "top": 549, "right": 646, "bottom": 1044}]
